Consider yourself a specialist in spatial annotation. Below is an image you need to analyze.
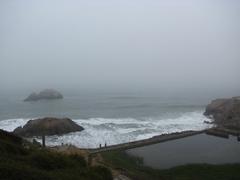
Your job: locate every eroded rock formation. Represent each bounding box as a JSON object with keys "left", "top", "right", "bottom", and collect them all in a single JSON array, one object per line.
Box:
[
  {"left": 204, "top": 97, "right": 240, "bottom": 130},
  {"left": 13, "top": 117, "right": 84, "bottom": 137}
]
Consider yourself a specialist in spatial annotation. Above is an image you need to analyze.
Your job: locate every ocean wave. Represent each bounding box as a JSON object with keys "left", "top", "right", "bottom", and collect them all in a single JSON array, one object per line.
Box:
[
  {"left": 0, "top": 111, "right": 212, "bottom": 148},
  {"left": 0, "top": 118, "right": 29, "bottom": 132}
]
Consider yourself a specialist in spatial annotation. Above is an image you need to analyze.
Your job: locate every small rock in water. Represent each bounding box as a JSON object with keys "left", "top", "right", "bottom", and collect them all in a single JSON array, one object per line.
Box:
[{"left": 24, "top": 89, "right": 63, "bottom": 101}]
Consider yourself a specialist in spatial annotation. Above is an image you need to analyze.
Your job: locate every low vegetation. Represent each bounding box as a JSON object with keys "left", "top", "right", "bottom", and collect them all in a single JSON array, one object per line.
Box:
[
  {"left": 101, "top": 150, "right": 240, "bottom": 180},
  {"left": 0, "top": 129, "right": 112, "bottom": 180},
  {"left": 2, "top": 128, "right": 240, "bottom": 180}
]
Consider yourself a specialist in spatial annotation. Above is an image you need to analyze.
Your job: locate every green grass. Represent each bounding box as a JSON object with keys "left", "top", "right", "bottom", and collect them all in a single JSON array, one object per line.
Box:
[
  {"left": 0, "top": 129, "right": 112, "bottom": 180},
  {"left": 2, "top": 128, "right": 240, "bottom": 180},
  {"left": 101, "top": 150, "right": 240, "bottom": 180}
]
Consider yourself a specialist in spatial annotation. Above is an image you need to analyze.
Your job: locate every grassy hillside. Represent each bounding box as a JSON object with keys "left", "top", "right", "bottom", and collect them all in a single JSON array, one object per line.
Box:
[
  {"left": 101, "top": 150, "right": 240, "bottom": 180},
  {"left": 2, "top": 129, "right": 240, "bottom": 180},
  {"left": 0, "top": 129, "right": 112, "bottom": 180}
]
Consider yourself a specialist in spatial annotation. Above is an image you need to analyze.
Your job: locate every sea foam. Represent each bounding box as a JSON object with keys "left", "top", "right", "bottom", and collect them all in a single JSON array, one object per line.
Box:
[{"left": 0, "top": 111, "right": 212, "bottom": 148}]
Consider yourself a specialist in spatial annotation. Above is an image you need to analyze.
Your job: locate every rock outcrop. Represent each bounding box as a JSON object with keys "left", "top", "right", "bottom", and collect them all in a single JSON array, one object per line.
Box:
[
  {"left": 204, "top": 97, "right": 240, "bottom": 130},
  {"left": 13, "top": 117, "right": 84, "bottom": 137},
  {"left": 24, "top": 89, "right": 63, "bottom": 101}
]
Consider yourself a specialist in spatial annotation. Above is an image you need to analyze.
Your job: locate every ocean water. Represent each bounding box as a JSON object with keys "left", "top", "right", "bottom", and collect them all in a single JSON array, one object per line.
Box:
[{"left": 0, "top": 91, "right": 214, "bottom": 148}]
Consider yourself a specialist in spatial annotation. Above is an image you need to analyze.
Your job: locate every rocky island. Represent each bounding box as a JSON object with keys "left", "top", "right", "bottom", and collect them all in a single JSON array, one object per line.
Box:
[
  {"left": 13, "top": 117, "right": 84, "bottom": 137},
  {"left": 204, "top": 96, "right": 240, "bottom": 130},
  {"left": 24, "top": 89, "right": 63, "bottom": 101}
]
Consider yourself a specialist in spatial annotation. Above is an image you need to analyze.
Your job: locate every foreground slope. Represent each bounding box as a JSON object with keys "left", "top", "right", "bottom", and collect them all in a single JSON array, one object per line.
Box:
[
  {"left": 101, "top": 150, "right": 240, "bottom": 180},
  {"left": 0, "top": 129, "right": 112, "bottom": 180}
]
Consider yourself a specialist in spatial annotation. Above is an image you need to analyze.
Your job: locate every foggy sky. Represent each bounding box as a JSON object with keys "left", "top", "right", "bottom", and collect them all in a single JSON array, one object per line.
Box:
[{"left": 0, "top": 0, "right": 240, "bottom": 93}]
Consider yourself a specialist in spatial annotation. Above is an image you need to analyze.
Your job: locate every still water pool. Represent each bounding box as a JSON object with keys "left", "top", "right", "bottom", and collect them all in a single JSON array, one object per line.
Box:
[{"left": 127, "top": 133, "right": 240, "bottom": 169}]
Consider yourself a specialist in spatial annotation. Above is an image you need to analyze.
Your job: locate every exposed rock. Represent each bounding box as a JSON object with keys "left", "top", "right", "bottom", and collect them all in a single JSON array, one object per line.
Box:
[
  {"left": 24, "top": 89, "right": 63, "bottom": 101},
  {"left": 13, "top": 117, "right": 84, "bottom": 137},
  {"left": 204, "top": 97, "right": 240, "bottom": 130}
]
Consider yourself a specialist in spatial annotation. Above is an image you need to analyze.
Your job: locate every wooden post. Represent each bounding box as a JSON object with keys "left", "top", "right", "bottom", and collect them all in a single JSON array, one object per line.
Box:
[
  {"left": 42, "top": 134, "right": 45, "bottom": 147},
  {"left": 88, "top": 154, "right": 92, "bottom": 167}
]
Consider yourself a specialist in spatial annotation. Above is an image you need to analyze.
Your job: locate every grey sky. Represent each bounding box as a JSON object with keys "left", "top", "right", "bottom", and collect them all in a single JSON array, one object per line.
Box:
[{"left": 0, "top": 0, "right": 239, "bottom": 93}]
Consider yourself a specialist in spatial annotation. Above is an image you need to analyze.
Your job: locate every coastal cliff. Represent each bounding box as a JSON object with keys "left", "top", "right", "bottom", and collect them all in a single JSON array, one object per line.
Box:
[{"left": 204, "top": 97, "right": 240, "bottom": 130}]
